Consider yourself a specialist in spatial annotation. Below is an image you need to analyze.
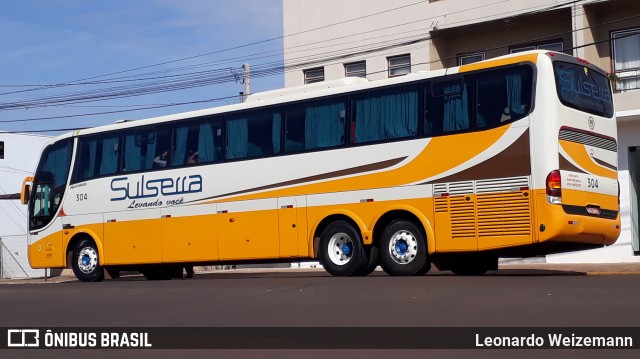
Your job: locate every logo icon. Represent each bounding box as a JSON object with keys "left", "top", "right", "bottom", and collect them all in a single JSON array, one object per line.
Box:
[
  {"left": 588, "top": 117, "right": 595, "bottom": 130},
  {"left": 7, "top": 329, "right": 40, "bottom": 347}
]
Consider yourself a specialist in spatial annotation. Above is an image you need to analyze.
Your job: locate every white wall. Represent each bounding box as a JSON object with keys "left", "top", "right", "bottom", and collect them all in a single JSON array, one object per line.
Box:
[
  {"left": 0, "top": 132, "right": 51, "bottom": 278},
  {"left": 283, "top": 0, "right": 431, "bottom": 87}
]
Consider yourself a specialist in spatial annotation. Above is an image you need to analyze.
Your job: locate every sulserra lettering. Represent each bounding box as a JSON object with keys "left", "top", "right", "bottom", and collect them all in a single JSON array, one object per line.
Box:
[{"left": 111, "top": 175, "right": 202, "bottom": 201}]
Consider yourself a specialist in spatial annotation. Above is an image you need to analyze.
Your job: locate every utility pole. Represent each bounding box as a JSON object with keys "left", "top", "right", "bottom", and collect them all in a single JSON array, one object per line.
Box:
[{"left": 242, "top": 63, "right": 251, "bottom": 103}]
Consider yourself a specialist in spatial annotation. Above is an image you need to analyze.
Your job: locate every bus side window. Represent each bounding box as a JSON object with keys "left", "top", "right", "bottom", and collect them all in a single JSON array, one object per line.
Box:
[
  {"left": 226, "top": 109, "right": 281, "bottom": 160},
  {"left": 352, "top": 86, "right": 418, "bottom": 144},
  {"left": 426, "top": 78, "right": 471, "bottom": 136},
  {"left": 476, "top": 66, "right": 533, "bottom": 128},
  {"left": 74, "top": 135, "right": 119, "bottom": 181},
  {"left": 475, "top": 73, "right": 508, "bottom": 129},
  {"left": 285, "top": 98, "right": 346, "bottom": 152}
]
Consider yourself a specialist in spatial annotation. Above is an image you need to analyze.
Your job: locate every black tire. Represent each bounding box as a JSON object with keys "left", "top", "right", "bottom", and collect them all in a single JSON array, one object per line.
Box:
[
  {"left": 318, "top": 221, "right": 367, "bottom": 276},
  {"left": 71, "top": 239, "right": 104, "bottom": 282},
  {"left": 353, "top": 245, "right": 379, "bottom": 276},
  {"left": 379, "top": 220, "right": 429, "bottom": 276}
]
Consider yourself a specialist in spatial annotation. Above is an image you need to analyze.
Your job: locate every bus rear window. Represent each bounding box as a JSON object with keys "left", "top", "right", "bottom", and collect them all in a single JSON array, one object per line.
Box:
[{"left": 553, "top": 62, "right": 614, "bottom": 118}]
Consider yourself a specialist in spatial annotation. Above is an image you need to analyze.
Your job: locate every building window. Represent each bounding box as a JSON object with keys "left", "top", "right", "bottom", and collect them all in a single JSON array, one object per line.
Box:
[
  {"left": 458, "top": 52, "right": 485, "bottom": 65},
  {"left": 510, "top": 41, "right": 563, "bottom": 54},
  {"left": 0, "top": 141, "right": 4, "bottom": 159},
  {"left": 345, "top": 61, "right": 366, "bottom": 78},
  {"left": 304, "top": 67, "right": 324, "bottom": 84},
  {"left": 612, "top": 28, "right": 640, "bottom": 92},
  {"left": 388, "top": 54, "right": 411, "bottom": 77}
]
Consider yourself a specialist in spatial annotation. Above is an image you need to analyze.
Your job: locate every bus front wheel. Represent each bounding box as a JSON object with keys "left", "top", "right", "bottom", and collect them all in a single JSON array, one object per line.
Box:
[
  {"left": 319, "top": 221, "right": 367, "bottom": 276},
  {"left": 71, "top": 239, "right": 104, "bottom": 282},
  {"left": 379, "top": 220, "right": 429, "bottom": 276}
]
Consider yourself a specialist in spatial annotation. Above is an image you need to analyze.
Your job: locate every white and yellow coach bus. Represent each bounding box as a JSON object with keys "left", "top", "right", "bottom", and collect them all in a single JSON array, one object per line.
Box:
[{"left": 21, "top": 50, "right": 620, "bottom": 281}]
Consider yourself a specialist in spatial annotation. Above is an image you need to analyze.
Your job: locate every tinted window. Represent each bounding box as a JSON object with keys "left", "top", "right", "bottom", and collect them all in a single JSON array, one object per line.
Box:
[
  {"left": 554, "top": 62, "right": 614, "bottom": 118},
  {"left": 425, "top": 79, "right": 471, "bottom": 136},
  {"left": 226, "top": 109, "right": 281, "bottom": 160},
  {"left": 475, "top": 65, "right": 533, "bottom": 128},
  {"left": 73, "top": 134, "right": 120, "bottom": 182},
  {"left": 352, "top": 86, "right": 418, "bottom": 144},
  {"left": 171, "top": 120, "right": 222, "bottom": 167},
  {"left": 123, "top": 127, "right": 170, "bottom": 172},
  {"left": 285, "top": 98, "right": 346, "bottom": 152}
]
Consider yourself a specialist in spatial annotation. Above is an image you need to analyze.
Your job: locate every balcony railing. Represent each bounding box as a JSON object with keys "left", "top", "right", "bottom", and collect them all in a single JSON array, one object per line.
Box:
[{"left": 610, "top": 68, "right": 640, "bottom": 93}]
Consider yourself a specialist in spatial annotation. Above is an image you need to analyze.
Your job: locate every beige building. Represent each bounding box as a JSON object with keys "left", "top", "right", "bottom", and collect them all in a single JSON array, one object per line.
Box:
[{"left": 283, "top": 0, "right": 640, "bottom": 263}]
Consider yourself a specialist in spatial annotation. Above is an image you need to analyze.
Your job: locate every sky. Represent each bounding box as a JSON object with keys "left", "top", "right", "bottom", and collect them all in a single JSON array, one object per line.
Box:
[{"left": 0, "top": 0, "right": 283, "bottom": 135}]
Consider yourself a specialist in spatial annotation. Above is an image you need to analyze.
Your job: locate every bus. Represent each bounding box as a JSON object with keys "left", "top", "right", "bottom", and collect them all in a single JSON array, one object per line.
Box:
[{"left": 21, "top": 50, "right": 620, "bottom": 282}]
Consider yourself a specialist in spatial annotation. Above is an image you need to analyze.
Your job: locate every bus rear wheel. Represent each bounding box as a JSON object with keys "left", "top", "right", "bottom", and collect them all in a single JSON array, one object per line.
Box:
[
  {"left": 379, "top": 220, "right": 429, "bottom": 276},
  {"left": 319, "top": 221, "right": 368, "bottom": 277},
  {"left": 71, "top": 239, "right": 104, "bottom": 282}
]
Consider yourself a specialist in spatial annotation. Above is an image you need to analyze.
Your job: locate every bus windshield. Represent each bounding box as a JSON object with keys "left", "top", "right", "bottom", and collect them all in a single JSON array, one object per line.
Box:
[
  {"left": 553, "top": 61, "right": 614, "bottom": 118},
  {"left": 29, "top": 139, "right": 73, "bottom": 230}
]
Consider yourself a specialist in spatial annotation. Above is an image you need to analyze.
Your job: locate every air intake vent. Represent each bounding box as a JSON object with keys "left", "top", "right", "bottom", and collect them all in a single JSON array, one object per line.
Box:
[
  {"left": 476, "top": 177, "right": 529, "bottom": 194},
  {"left": 450, "top": 196, "right": 476, "bottom": 239},
  {"left": 477, "top": 192, "right": 531, "bottom": 237}
]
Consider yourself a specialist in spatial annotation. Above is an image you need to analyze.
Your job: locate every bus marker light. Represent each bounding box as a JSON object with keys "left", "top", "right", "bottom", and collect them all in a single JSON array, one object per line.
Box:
[{"left": 361, "top": 199, "right": 374, "bottom": 203}]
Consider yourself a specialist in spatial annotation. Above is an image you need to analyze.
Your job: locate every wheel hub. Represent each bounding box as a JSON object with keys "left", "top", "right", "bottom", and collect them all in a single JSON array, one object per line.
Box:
[
  {"left": 389, "top": 231, "right": 418, "bottom": 265},
  {"left": 327, "top": 232, "right": 354, "bottom": 266},
  {"left": 77, "top": 247, "right": 98, "bottom": 274}
]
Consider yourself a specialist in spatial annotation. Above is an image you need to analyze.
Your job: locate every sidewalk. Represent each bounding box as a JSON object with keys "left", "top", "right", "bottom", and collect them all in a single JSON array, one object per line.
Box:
[{"left": 1, "top": 262, "right": 639, "bottom": 284}]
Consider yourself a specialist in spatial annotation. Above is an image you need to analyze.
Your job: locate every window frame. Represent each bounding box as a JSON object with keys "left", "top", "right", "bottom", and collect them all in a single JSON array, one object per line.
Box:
[
  {"left": 610, "top": 27, "right": 640, "bottom": 92},
  {"left": 345, "top": 61, "right": 367, "bottom": 78},
  {"left": 304, "top": 67, "right": 325, "bottom": 84},
  {"left": 0, "top": 141, "right": 4, "bottom": 159},
  {"left": 388, "top": 54, "right": 411, "bottom": 78},
  {"left": 458, "top": 52, "right": 485, "bottom": 66}
]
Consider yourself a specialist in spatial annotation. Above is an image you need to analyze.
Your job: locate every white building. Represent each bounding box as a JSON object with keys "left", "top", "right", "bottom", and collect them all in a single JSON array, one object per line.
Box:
[
  {"left": 0, "top": 132, "right": 51, "bottom": 278},
  {"left": 283, "top": 0, "right": 640, "bottom": 263}
]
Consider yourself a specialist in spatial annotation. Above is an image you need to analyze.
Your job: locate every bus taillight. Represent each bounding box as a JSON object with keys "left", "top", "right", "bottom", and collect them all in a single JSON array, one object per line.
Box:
[{"left": 546, "top": 170, "right": 562, "bottom": 204}]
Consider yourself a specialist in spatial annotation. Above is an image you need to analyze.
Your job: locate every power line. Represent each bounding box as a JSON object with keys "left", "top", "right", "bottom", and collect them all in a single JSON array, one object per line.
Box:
[
  {"left": 0, "top": 0, "right": 631, "bottom": 129},
  {"left": 0, "top": 0, "right": 582, "bottom": 111}
]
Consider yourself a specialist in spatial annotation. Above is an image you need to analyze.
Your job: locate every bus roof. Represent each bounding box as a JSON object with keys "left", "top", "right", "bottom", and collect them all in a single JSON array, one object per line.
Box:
[{"left": 57, "top": 50, "right": 565, "bottom": 140}]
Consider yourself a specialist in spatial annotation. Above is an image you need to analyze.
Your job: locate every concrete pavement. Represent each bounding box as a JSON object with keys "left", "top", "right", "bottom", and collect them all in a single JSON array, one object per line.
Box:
[{"left": 1, "top": 262, "right": 639, "bottom": 284}]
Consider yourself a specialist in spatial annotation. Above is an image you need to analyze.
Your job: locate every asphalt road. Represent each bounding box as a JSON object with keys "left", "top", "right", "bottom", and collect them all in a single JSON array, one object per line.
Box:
[{"left": 1, "top": 268, "right": 639, "bottom": 358}]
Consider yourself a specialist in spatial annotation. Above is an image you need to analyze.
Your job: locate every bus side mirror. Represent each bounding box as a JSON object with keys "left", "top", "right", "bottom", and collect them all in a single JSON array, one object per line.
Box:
[{"left": 21, "top": 176, "right": 33, "bottom": 205}]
